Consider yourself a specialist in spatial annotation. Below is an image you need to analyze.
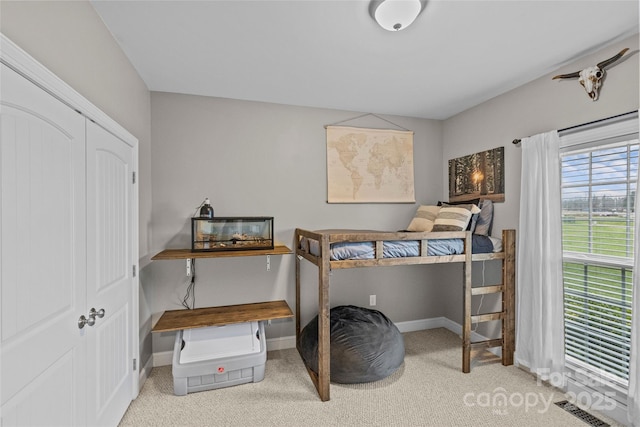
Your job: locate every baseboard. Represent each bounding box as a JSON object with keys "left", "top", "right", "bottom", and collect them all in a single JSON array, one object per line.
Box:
[
  {"left": 153, "top": 351, "right": 173, "bottom": 367},
  {"left": 394, "top": 316, "right": 450, "bottom": 333},
  {"left": 138, "top": 355, "right": 154, "bottom": 391},
  {"left": 263, "top": 334, "right": 297, "bottom": 351},
  {"left": 398, "top": 317, "right": 501, "bottom": 357},
  {"left": 151, "top": 316, "right": 498, "bottom": 367}
]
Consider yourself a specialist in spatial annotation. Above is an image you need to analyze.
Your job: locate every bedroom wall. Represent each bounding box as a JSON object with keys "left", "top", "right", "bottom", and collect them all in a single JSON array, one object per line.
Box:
[
  {"left": 5, "top": 0, "right": 636, "bottom": 370},
  {"left": 439, "top": 34, "right": 639, "bottom": 339},
  {"left": 147, "top": 92, "right": 446, "bottom": 355},
  {"left": 1, "top": 0, "right": 154, "bottom": 370}
]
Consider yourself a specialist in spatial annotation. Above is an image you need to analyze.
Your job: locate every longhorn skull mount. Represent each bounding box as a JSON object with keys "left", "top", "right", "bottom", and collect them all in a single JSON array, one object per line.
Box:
[{"left": 552, "top": 48, "right": 629, "bottom": 101}]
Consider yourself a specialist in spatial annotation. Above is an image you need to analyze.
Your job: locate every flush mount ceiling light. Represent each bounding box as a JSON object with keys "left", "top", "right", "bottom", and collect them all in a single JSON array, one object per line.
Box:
[{"left": 370, "top": 0, "right": 426, "bottom": 32}]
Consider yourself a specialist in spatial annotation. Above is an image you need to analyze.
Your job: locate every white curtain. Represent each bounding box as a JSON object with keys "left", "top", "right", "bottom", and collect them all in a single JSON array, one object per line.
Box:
[
  {"left": 515, "top": 131, "right": 565, "bottom": 380},
  {"left": 629, "top": 167, "right": 640, "bottom": 425}
]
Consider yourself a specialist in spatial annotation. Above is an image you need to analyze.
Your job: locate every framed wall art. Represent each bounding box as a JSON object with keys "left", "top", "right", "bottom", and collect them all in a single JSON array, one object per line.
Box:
[{"left": 448, "top": 146, "right": 505, "bottom": 203}]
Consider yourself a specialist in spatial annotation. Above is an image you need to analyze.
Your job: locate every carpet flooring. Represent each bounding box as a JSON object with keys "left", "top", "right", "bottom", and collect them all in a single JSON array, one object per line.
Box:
[{"left": 119, "top": 328, "right": 623, "bottom": 426}]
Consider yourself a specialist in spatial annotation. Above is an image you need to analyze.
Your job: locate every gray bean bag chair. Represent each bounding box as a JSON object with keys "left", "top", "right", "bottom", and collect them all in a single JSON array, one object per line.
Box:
[{"left": 299, "top": 305, "right": 404, "bottom": 384}]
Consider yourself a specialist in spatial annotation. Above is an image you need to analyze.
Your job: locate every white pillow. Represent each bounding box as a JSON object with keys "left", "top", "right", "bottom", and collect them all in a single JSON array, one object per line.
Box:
[{"left": 407, "top": 205, "right": 441, "bottom": 232}]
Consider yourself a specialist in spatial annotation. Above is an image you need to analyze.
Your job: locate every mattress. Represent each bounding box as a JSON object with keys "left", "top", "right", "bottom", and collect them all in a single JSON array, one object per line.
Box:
[{"left": 300, "top": 232, "right": 501, "bottom": 261}]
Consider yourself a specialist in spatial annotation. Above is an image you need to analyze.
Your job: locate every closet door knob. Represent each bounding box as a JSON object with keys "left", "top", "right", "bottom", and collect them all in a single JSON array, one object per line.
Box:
[
  {"left": 89, "top": 308, "right": 105, "bottom": 319},
  {"left": 78, "top": 315, "right": 95, "bottom": 329}
]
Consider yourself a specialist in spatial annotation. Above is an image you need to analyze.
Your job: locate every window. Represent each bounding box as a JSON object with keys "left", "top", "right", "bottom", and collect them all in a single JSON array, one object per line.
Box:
[{"left": 560, "top": 113, "right": 638, "bottom": 396}]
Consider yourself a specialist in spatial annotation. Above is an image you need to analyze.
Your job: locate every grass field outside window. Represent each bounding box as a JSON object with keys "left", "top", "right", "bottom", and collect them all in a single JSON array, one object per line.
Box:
[{"left": 561, "top": 141, "right": 638, "bottom": 385}]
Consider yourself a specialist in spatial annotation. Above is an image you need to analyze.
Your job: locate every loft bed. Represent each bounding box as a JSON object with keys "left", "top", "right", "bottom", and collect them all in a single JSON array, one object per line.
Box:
[{"left": 294, "top": 227, "right": 516, "bottom": 401}]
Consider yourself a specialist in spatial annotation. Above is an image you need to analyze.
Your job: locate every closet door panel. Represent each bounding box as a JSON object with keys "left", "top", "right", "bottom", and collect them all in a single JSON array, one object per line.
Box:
[
  {"left": 1, "top": 64, "right": 87, "bottom": 425},
  {"left": 86, "top": 120, "right": 134, "bottom": 427},
  {"left": 0, "top": 351, "right": 75, "bottom": 427}
]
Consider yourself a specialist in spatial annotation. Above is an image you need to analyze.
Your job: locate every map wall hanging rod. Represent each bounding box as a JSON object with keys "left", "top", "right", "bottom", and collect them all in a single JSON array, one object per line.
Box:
[{"left": 325, "top": 113, "right": 412, "bottom": 132}]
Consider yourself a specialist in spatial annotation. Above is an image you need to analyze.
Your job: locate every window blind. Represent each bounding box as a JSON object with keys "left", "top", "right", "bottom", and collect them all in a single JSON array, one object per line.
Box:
[{"left": 560, "top": 114, "right": 638, "bottom": 385}]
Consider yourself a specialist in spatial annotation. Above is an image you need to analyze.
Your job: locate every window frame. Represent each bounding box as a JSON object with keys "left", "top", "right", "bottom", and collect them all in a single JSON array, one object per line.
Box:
[{"left": 559, "top": 112, "right": 638, "bottom": 420}]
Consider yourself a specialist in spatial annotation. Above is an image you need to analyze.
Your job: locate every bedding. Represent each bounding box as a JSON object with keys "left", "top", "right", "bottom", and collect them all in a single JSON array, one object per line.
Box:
[
  {"left": 438, "top": 199, "right": 481, "bottom": 232},
  {"left": 474, "top": 199, "right": 494, "bottom": 235},
  {"left": 300, "top": 233, "right": 498, "bottom": 261},
  {"left": 438, "top": 199, "right": 495, "bottom": 235},
  {"left": 432, "top": 204, "right": 481, "bottom": 232},
  {"left": 406, "top": 205, "right": 440, "bottom": 232}
]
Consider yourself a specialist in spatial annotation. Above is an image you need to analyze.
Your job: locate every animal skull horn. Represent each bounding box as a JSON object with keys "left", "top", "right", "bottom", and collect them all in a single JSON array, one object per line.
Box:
[{"left": 552, "top": 48, "right": 629, "bottom": 101}]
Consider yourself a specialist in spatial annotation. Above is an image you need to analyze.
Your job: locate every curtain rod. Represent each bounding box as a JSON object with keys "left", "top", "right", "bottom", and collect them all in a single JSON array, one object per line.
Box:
[{"left": 512, "top": 110, "right": 638, "bottom": 145}]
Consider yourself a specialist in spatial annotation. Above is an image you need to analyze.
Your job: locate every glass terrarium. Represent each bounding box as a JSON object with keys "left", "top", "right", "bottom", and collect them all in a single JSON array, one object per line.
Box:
[{"left": 191, "top": 217, "right": 274, "bottom": 252}]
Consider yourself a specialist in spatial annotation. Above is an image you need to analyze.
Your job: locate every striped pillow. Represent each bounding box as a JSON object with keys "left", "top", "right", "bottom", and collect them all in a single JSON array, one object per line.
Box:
[
  {"left": 407, "top": 205, "right": 441, "bottom": 232},
  {"left": 432, "top": 204, "right": 481, "bottom": 232}
]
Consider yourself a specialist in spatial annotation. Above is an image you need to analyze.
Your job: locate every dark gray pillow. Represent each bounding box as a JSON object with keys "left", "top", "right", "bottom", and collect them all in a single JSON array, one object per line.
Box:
[
  {"left": 299, "top": 305, "right": 405, "bottom": 384},
  {"left": 472, "top": 234, "right": 494, "bottom": 253},
  {"left": 474, "top": 199, "right": 494, "bottom": 236}
]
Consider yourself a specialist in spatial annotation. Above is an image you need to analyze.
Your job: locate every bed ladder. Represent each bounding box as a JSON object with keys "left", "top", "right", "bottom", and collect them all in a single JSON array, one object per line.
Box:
[{"left": 462, "top": 229, "right": 516, "bottom": 373}]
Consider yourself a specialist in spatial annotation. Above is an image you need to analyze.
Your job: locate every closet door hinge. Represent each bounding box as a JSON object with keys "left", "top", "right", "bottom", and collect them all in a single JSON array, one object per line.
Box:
[
  {"left": 133, "top": 265, "right": 137, "bottom": 277},
  {"left": 133, "top": 359, "right": 137, "bottom": 371},
  {"left": 132, "top": 171, "right": 136, "bottom": 184}
]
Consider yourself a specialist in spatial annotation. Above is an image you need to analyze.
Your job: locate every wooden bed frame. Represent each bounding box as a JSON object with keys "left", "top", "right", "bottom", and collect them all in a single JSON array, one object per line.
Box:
[{"left": 294, "top": 228, "right": 516, "bottom": 401}]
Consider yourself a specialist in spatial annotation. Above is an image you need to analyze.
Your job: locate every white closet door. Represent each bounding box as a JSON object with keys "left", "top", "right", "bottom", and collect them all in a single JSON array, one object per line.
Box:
[
  {"left": 1, "top": 64, "right": 87, "bottom": 426},
  {"left": 85, "top": 121, "right": 134, "bottom": 427}
]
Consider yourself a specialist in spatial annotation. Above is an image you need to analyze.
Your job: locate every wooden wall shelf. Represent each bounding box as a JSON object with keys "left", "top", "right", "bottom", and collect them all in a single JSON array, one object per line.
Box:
[
  {"left": 150, "top": 243, "right": 293, "bottom": 333},
  {"left": 151, "top": 242, "right": 292, "bottom": 260},
  {"left": 152, "top": 300, "right": 293, "bottom": 333}
]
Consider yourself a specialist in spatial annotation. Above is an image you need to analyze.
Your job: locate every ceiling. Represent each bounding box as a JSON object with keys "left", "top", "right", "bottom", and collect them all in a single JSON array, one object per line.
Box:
[{"left": 91, "top": 0, "right": 639, "bottom": 120}]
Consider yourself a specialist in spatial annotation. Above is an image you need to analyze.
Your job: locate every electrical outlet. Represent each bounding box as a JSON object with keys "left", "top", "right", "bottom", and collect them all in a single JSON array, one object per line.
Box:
[
  {"left": 186, "top": 259, "right": 191, "bottom": 276},
  {"left": 369, "top": 294, "right": 376, "bottom": 306}
]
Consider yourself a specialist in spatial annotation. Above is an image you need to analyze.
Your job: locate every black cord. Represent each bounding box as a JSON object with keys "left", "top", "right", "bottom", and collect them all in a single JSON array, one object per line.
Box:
[
  {"left": 181, "top": 259, "right": 196, "bottom": 309},
  {"left": 193, "top": 198, "right": 207, "bottom": 217}
]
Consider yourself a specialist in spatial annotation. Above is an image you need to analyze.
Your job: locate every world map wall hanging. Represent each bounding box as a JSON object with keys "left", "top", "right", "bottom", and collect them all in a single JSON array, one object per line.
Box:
[{"left": 326, "top": 126, "right": 415, "bottom": 203}]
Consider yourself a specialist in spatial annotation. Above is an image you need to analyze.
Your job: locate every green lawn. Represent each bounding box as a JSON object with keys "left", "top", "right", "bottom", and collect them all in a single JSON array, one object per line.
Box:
[
  {"left": 562, "top": 215, "right": 634, "bottom": 257},
  {"left": 561, "top": 214, "right": 632, "bottom": 380}
]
